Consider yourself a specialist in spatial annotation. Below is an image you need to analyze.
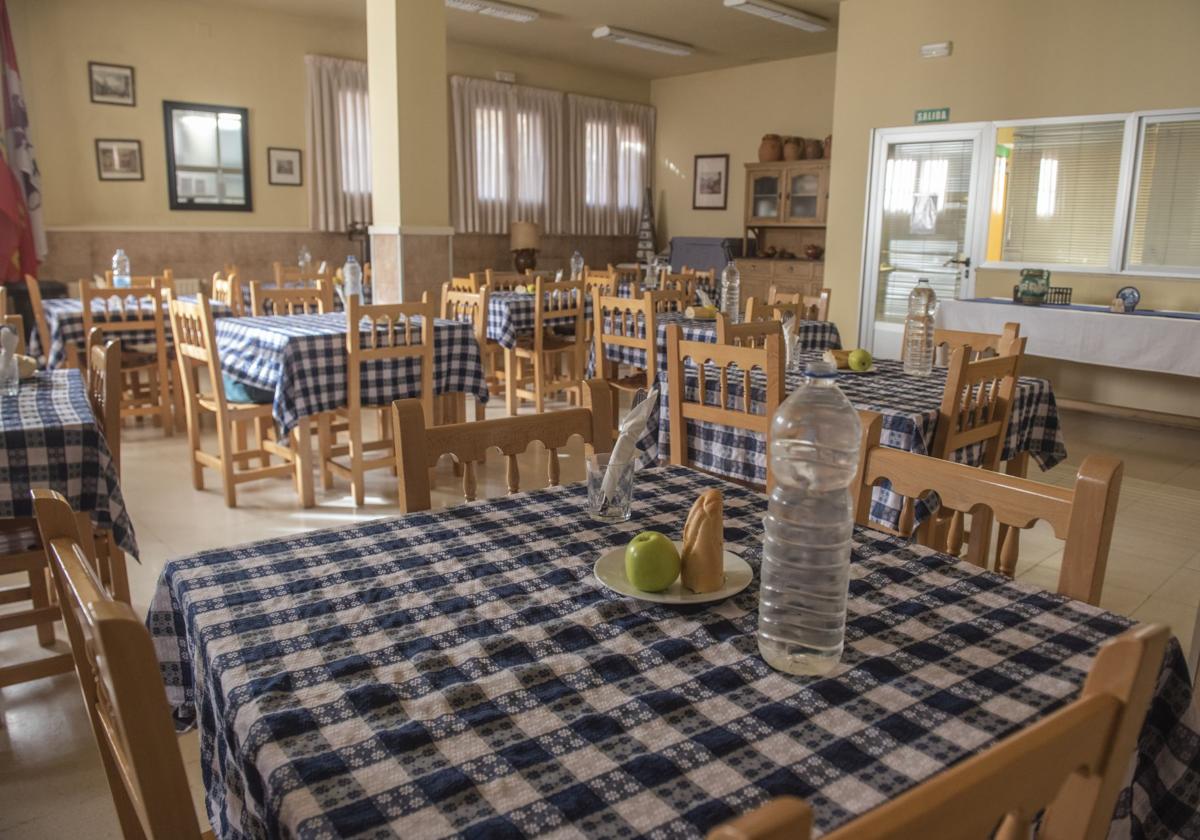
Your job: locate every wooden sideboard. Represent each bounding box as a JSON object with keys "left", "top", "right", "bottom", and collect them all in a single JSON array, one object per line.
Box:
[{"left": 734, "top": 258, "right": 825, "bottom": 303}]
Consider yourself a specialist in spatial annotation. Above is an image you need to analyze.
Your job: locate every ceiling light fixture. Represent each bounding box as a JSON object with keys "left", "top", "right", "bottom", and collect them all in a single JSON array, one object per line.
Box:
[
  {"left": 722, "top": 0, "right": 829, "bottom": 32},
  {"left": 444, "top": 0, "right": 539, "bottom": 24},
  {"left": 591, "top": 25, "right": 693, "bottom": 57}
]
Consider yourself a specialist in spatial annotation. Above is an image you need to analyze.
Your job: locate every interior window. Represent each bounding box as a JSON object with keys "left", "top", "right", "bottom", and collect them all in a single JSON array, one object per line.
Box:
[
  {"left": 164, "top": 101, "right": 251, "bottom": 211},
  {"left": 1127, "top": 115, "right": 1200, "bottom": 274}
]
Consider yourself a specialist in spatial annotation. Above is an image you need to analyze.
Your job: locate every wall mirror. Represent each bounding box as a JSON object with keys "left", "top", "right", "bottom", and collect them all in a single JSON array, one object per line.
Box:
[{"left": 163, "top": 101, "right": 252, "bottom": 211}]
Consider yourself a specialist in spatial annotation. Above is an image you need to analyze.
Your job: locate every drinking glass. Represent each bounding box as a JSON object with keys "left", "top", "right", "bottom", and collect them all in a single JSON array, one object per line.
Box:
[{"left": 586, "top": 453, "right": 634, "bottom": 522}]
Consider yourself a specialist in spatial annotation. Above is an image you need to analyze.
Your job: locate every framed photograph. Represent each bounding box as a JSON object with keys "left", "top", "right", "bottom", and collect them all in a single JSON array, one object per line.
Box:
[
  {"left": 692, "top": 154, "right": 729, "bottom": 210},
  {"left": 268, "top": 147, "right": 302, "bottom": 186},
  {"left": 88, "top": 62, "right": 135, "bottom": 107},
  {"left": 95, "top": 139, "right": 143, "bottom": 181}
]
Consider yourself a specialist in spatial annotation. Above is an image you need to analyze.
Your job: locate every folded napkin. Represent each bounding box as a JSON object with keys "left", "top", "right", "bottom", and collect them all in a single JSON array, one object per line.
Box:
[
  {"left": 697, "top": 288, "right": 715, "bottom": 308},
  {"left": 602, "top": 387, "right": 658, "bottom": 503},
  {"left": 781, "top": 313, "right": 797, "bottom": 368}
]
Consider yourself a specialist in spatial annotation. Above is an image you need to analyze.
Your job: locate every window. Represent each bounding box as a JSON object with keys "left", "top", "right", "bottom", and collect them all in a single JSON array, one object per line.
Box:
[
  {"left": 584, "top": 120, "right": 609, "bottom": 207},
  {"left": 1127, "top": 116, "right": 1200, "bottom": 273},
  {"left": 163, "top": 101, "right": 251, "bottom": 211},
  {"left": 474, "top": 105, "right": 507, "bottom": 202},
  {"left": 616, "top": 123, "right": 646, "bottom": 210},
  {"left": 987, "top": 120, "right": 1125, "bottom": 267},
  {"left": 337, "top": 87, "right": 372, "bottom": 198},
  {"left": 514, "top": 111, "right": 544, "bottom": 206}
]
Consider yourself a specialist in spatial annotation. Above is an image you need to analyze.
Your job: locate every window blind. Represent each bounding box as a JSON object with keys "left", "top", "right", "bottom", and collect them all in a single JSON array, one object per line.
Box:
[
  {"left": 1128, "top": 118, "right": 1200, "bottom": 272},
  {"left": 999, "top": 120, "right": 1124, "bottom": 266}
]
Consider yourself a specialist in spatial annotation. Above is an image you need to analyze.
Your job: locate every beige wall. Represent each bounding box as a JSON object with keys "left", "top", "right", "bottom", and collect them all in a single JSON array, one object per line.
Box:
[
  {"left": 650, "top": 53, "right": 836, "bottom": 243},
  {"left": 449, "top": 42, "right": 651, "bottom": 104},
  {"left": 825, "top": 0, "right": 1200, "bottom": 414}
]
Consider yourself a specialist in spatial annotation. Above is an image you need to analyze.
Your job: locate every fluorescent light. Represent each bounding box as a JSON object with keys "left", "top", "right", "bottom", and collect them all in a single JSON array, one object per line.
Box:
[
  {"left": 723, "top": 0, "right": 828, "bottom": 32},
  {"left": 444, "top": 0, "right": 538, "bottom": 24},
  {"left": 592, "top": 25, "right": 692, "bottom": 56}
]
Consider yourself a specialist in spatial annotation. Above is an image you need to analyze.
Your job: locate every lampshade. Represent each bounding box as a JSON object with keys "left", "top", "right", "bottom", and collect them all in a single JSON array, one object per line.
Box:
[{"left": 510, "top": 221, "right": 540, "bottom": 251}]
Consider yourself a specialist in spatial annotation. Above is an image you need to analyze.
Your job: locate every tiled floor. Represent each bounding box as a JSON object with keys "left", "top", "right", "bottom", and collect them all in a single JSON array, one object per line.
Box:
[{"left": 1, "top": 403, "right": 1197, "bottom": 837}]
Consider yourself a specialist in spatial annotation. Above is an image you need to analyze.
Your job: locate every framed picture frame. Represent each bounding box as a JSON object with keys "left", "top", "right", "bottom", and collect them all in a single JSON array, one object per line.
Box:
[
  {"left": 95, "top": 139, "right": 143, "bottom": 181},
  {"left": 267, "top": 147, "right": 303, "bottom": 186},
  {"left": 692, "top": 154, "right": 730, "bottom": 211},
  {"left": 88, "top": 62, "right": 135, "bottom": 107}
]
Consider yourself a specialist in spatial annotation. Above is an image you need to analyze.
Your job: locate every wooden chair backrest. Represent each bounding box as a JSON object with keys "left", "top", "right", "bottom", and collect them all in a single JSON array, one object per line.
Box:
[
  {"left": 593, "top": 291, "right": 659, "bottom": 382},
  {"left": 31, "top": 490, "right": 206, "bottom": 840},
  {"left": 666, "top": 324, "right": 784, "bottom": 489},
  {"left": 24, "top": 274, "right": 52, "bottom": 360},
  {"left": 609, "top": 263, "right": 641, "bottom": 294},
  {"left": 168, "top": 295, "right": 231, "bottom": 414},
  {"left": 448, "top": 273, "right": 484, "bottom": 293},
  {"left": 80, "top": 281, "right": 170, "bottom": 404},
  {"left": 749, "top": 287, "right": 831, "bottom": 323},
  {"left": 441, "top": 284, "right": 489, "bottom": 348},
  {"left": 210, "top": 271, "right": 242, "bottom": 315},
  {"left": 86, "top": 329, "right": 122, "bottom": 474},
  {"left": 716, "top": 314, "right": 784, "bottom": 349},
  {"left": 346, "top": 295, "right": 434, "bottom": 423},
  {"left": 707, "top": 623, "right": 1168, "bottom": 840},
  {"left": 484, "top": 269, "right": 527, "bottom": 291},
  {"left": 932, "top": 340, "right": 1025, "bottom": 470},
  {"left": 392, "top": 380, "right": 613, "bottom": 512},
  {"left": 273, "top": 261, "right": 332, "bottom": 286},
  {"left": 659, "top": 271, "right": 698, "bottom": 301},
  {"left": 681, "top": 266, "right": 717, "bottom": 288},
  {"left": 584, "top": 266, "right": 617, "bottom": 298},
  {"left": 532, "top": 278, "right": 585, "bottom": 353},
  {"left": 250, "top": 280, "right": 333, "bottom": 316},
  {"left": 2, "top": 313, "right": 25, "bottom": 354},
  {"left": 933, "top": 321, "right": 1021, "bottom": 361},
  {"left": 103, "top": 269, "right": 174, "bottom": 292},
  {"left": 649, "top": 289, "right": 689, "bottom": 314},
  {"left": 857, "top": 443, "right": 1122, "bottom": 604}
]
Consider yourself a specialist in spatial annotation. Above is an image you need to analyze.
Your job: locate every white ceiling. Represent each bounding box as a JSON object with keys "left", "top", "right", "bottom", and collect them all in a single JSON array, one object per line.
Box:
[{"left": 223, "top": 0, "right": 840, "bottom": 79}]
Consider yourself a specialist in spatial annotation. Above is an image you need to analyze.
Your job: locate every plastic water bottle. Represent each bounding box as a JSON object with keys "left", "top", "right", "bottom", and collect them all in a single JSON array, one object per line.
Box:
[
  {"left": 759, "top": 361, "right": 863, "bottom": 676},
  {"left": 570, "top": 250, "right": 584, "bottom": 281},
  {"left": 298, "top": 245, "right": 312, "bottom": 273},
  {"left": 902, "top": 278, "right": 937, "bottom": 375},
  {"left": 720, "top": 261, "right": 741, "bottom": 323},
  {"left": 342, "top": 255, "right": 363, "bottom": 301},
  {"left": 111, "top": 249, "right": 131, "bottom": 289}
]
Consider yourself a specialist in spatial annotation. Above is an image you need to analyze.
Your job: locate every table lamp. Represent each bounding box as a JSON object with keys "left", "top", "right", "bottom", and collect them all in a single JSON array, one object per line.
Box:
[{"left": 510, "top": 221, "right": 540, "bottom": 274}]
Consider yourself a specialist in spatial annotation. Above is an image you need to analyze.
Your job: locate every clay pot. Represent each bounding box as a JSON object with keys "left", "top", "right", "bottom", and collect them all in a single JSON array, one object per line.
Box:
[
  {"left": 782, "top": 136, "right": 804, "bottom": 161},
  {"left": 823, "top": 135, "right": 832, "bottom": 159},
  {"left": 804, "top": 244, "right": 824, "bottom": 261},
  {"left": 758, "top": 134, "right": 783, "bottom": 162},
  {"left": 805, "top": 138, "right": 824, "bottom": 160}
]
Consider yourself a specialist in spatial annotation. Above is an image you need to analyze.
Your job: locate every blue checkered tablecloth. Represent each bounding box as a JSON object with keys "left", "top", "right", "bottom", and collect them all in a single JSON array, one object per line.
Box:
[
  {"left": 590, "top": 313, "right": 842, "bottom": 376},
  {"left": 638, "top": 352, "right": 1067, "bottom": 532},
  {"left": 147, "top": 466, "right": 1197, "bottom": 839},
  {"left": 486, "top": 282, "right": 656, "bottom": 349},
  {"left": 0, "top": 370, "right": 137, "bottom": 556},
  {"left": 31, "top": 296, "right": 233, "bottom": 370},
  {"left": 216, "top": 312, "right": 489, "bottom": 436}
]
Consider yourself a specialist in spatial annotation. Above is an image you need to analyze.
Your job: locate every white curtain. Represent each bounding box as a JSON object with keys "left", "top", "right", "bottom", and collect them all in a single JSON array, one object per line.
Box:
[
  {"left": 450, "top": 76, "right": 565, "bottom": 234},
  {"left": 306, "top": 55, "right": 372, "bottom": 232},
  {"left": 567, "top": 94, "right": 654, "bottom": 236}
]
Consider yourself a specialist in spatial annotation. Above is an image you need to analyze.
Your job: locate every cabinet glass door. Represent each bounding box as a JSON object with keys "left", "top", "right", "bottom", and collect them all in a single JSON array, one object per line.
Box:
[
  {"left": 786, "top": 171, "right": 820, "bottom": 221},
  {"left": 749, "top": 173, "right": 781, "bottom": 221}
]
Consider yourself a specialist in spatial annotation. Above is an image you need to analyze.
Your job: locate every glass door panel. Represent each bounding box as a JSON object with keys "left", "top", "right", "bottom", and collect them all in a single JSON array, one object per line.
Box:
[
  {"left": 750, "top": 173, "right": 781, "bottom": 221},
  {"left": 787, "top": 172, "right": 820, "bottom": 221}
]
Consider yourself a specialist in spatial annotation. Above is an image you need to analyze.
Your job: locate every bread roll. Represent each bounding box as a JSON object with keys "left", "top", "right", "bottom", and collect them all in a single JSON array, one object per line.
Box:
[{"left": 681, "top": 489, "right": 724, "bottom": 593}]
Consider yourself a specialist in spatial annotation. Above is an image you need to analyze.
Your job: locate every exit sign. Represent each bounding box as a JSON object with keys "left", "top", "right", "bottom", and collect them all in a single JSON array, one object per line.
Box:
[{"left": 915, "top": 107, "right": 950, "bottom": 124}]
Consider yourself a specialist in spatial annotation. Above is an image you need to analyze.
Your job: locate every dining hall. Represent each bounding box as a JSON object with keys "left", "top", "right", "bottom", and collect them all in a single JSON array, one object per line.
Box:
[{"left": 0, "top": 0, "right": 1198, "bottom": 837}]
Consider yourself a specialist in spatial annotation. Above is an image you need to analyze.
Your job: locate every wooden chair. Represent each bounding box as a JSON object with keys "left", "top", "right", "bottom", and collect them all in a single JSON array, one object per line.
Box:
[
  {"left": 169, "top": 296, "right": 299, "bottom": 507},
  {"left": 81, "top": 279, "right": 174, "bottom": 435},
  {"left": 934, "top": 321, "right": 1021, "bottom": 362},
  {"left": 448, "top": 273, "right": 485, "bottom": 293},
  {"left": 746, "top": 287, "right": 831, "bottom": 323},
  {"left": 610, "top": 263, "right": 641, "bottom": 293},
  {"left": 272, "top": 260, "right": 332, "bottom": 286},
  {"left": 210, "top": 271, "right": 242, "bottom": 316},
  {"left": 682, "top": 266, "right": 717, "bottom": 295},
  {"left": 2, "top": 313, "right": 25, "bottom": 353},
  {"left": 583, "top": 266, "right": 617, "bottom": 298},
  {"left": 0, "top": 284, "right": 6, "bottom": 314},
  {"left": 392, "top": 379, "right": 612, "bottom": 513},
  {"left": 484, "top": 269, "right": 528, "bottom": 291},
  {"left": 30, "top": 490, "right": 211, "bottom": 840},
  {"left": 104, "top": 268, "right": 174, "bottom": 292},
  {"left": 707, "top": 622, "right": 1168, "bottom": 840},
  {"left": 505, "top": 278, "right": 587, "bottom": 414},
  {"left": 442, "top": 283, "right": 496, "bottom": 421},
  {"left": 592, "top": 291, "right": 662, "bottom": 435},
  {"left": 85, "top": 329, "right": 129, "bottom": 603},
  {"left": 25, "top": 273, "right": 67, "bottom": 367},
  {"left": 855, "top": 438, "right": 1121, "bottom": 605},
  {"left": 716, "top": 314, "right": 784, "bottom": 349},
  {"left": 666, "top": 323, "right": 784, "bottom": 491},
  {"left": 322, "top": 296, "right": 435, "bottom": 506},
  {"left": 659, "top": 271, "right": 699, "bottom": 301},
  {"left": 249, "top": 280, "right": 333, "bottom": 316}
]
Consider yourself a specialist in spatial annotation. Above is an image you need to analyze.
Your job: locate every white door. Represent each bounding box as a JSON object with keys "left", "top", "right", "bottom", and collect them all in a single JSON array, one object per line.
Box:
[{"left": 858, "top": 125, "right": 991, "bottom": 357}]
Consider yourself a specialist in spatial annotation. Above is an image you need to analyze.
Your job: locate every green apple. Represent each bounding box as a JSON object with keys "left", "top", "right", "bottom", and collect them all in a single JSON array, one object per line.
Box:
[
  {"left": 848, "top": 348, "right": 873, "bottom": 372},
  {"left": 625, "top": 531, "right": 681, "bottom": 592}
]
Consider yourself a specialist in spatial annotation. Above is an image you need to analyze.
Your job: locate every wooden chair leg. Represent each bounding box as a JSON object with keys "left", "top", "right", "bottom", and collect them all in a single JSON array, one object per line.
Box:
[
  {"left": 505, "top": 348, "right": 518, "bottom": 416},
  {"left": 255, "top": 416, "right": 271, "bottom": 468},
  {"left": 533, "top": 354, "right": 545, "bottom": 414},
  {"left": 27, "top": 561, "right": 55, "bottom": 646},
  {"left": 995, "top": 452, "right": 1031, "bottom": 571},
  {"left": 348, "top": 413, "right": 365, "bottom": 507},
  {"left": 317, "top": 414, "right": 333, "bottom": 490},
  {"left": 216, "top": 418, "right": 237, "bottom": 508}
]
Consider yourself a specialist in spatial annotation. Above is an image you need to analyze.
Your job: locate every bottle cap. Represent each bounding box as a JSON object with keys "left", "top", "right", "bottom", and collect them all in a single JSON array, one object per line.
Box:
[{"left": 803, "top": 361, "right": 838, "bottom": 379}]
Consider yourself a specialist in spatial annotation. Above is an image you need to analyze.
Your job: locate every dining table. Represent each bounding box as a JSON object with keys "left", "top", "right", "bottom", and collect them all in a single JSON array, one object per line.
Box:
[
  {"left": 148, "top": 466, "right": 1198, "bottom": 839},
  {"left": 215, "top": 311, "right": 490, "bottom": 506},
  {"left": 0, "top": 369, "right": 136, "bottom": 556},
  {"left": 30, "top": 295, "right": 233, "bottom": 369},
  {"left": 635, "top": 351, "right": 1067, "bottom": 533}
]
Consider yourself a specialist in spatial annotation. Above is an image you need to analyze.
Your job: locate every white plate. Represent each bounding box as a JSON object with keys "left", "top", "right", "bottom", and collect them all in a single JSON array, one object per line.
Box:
[{"left": 594, "top": 541, "right": 753, "bottom": 605}]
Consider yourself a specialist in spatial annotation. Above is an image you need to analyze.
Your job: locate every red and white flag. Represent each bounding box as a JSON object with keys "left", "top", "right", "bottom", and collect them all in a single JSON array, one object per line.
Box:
[{"left": 0, "top": 0, "right": 45, "bottom": 283}]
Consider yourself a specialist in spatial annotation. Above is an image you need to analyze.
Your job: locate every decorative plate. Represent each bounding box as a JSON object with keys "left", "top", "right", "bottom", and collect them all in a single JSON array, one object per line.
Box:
[
  {"left": 1116, "top": 286, "right": 1140, "bottom": 311},
  {"left": 594, "top": 541, "right": 753, "bottom": 605}
]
